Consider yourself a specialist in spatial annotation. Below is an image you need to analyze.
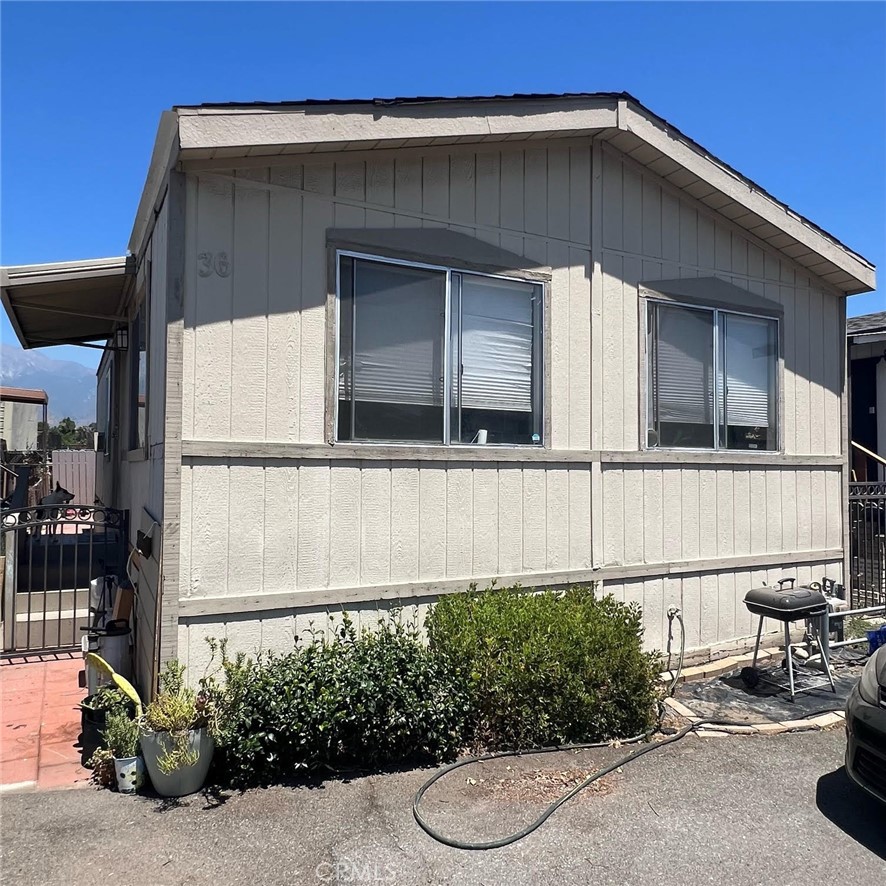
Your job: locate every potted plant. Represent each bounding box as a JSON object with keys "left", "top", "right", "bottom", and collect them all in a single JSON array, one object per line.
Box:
[
  {"left": 79, "top": 685, "right": 130, "bottom": 759},
  {"left": 101, "top": 711, "right": 144, "bottom": 794},
  {"left": 140, "top": 661, "right": 216, "bottom": 797}
]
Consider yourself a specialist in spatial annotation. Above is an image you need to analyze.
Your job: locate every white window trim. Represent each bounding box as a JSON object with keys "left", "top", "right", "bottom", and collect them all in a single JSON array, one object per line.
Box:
[
  {"left": 128, "top": 294, "right": 150, "bottom": 458},
  {"left": 333, "top": 249, "right": 546, "bottom": 449},
  {"left": 643, "top": 296, "right": 782, "bottom": 454},
  {"left": 97, "top": 356, "right": 113, "bottom": 459}
]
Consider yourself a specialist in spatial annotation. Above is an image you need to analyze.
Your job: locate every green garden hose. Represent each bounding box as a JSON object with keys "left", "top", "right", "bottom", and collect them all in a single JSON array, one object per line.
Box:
[
  {"left": 413, "top": 607, "right": 846, "bottom": 851},
  {"left": 412, "top": 722, "right": 692, "bottom": 850}
]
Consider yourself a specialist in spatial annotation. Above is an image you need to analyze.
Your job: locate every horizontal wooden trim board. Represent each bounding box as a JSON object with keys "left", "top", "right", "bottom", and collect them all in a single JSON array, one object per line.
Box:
[
  {"left": 601, "top": 451, "right": 844, "bottom": 467},
  {"left": 180, "top": 134, "right": 603, "bottom": 173},
  {"left": 182, "top": 439, "right": 598, "bottom": 463},
  {"left": 177, "top": 548, "right": 842, "bottom": 619},
  {"left": 180, "top": 439, "right": 843, "bottom": 468},
  {"left": 177, "top": 100, "right": 620, "bottom": 151}
]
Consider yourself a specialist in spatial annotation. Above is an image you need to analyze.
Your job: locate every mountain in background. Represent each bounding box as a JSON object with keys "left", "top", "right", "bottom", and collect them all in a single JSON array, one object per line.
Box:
[{"left": 1, "top": 343, "right": 96, "bottom": 425}]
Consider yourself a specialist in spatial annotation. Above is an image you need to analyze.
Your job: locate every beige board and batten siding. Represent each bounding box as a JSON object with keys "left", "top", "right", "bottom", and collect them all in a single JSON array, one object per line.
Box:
[
  {"left": 596, "top": 141, "right": 844, "bottom": 649},
  {"left": 180, "top": 147, "right": 594, "bottom": 449},
  {"left": 120, "top": 196, "right": 169, "bottom": 524},
  {"left": 598, "top": 143, "right": 843, "bottom": 456},
  {"left": 175, "top": 137, "right": 846, "bottom": 664},
  {"left": 118, "top": 196, "right": 169, "bottom": 696}
]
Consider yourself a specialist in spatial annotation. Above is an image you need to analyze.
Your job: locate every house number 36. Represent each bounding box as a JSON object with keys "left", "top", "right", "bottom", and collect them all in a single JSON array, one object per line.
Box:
[{"left": 197, "top": 251, "right": 232, "bottom": 278}]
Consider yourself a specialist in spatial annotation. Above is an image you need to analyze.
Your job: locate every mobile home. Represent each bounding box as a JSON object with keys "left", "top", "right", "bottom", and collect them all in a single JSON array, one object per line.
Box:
[{"left": 2, "top": 93, "right": 876, "bottom": 693}]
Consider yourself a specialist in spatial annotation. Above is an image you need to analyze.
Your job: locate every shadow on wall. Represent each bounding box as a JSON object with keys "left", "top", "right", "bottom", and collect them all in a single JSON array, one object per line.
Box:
[
  {"left": 179, "top": 596, "right": 438, "bottom": 673},
  {"left": 187, "top": 162, "right": 841, "bottom": 402},
  {"left": 815, "top": 767, "right": 886, "bottom": 861}
]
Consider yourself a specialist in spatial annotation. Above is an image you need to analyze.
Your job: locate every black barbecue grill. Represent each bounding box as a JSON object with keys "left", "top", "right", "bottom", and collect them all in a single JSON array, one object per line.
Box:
[{"left": 742, "top": 578, "right": 836, "bottom": 701}]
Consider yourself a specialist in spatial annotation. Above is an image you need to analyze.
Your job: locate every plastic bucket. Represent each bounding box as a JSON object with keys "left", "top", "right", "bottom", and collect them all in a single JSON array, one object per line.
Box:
[
  {"left": 114, "top": 755, "right": 145, "bottom": 794},
  {"left": 866, "top": 625, "right": 886, "bottom": 655},
  {"left": 83, "top": 619, "right": 132, "bottom": 695}
]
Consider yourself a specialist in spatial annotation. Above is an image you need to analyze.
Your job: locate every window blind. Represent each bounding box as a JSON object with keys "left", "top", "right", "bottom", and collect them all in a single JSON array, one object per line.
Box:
[
  {"left": 351, "top": 261, "right": 445, "bottom": 406},
  {"left": 97, "top": 364, "right": 111, "bottom": 453},
  {"left": 723, "top": 314, "right": 775, "bottom": 428},
  {"left": 655, "top": 304, "right": 714, "bottom": 424},
  {"left": 459, "top": 275, "right": 535, "bottom": 412}
]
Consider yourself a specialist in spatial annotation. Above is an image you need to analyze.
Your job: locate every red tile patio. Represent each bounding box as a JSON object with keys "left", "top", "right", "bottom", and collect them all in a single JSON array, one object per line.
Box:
[{"left": 0, "top": 653, "right": 90, "bottom": 792}]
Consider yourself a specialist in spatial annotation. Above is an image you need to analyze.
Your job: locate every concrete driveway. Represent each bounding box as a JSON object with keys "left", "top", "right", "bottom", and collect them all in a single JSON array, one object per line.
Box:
[{"left": 1, "top": 729, "right": 883, "bottom": 885}]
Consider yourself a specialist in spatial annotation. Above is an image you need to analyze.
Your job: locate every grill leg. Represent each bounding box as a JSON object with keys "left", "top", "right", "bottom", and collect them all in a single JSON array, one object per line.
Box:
[
  {"left": 784, "top": 621, "right": 796, "bottom": 702},
  {"left": 752, "top": 616, "right": 765, "bottom": 669},
  {"left": 817, "top": 611, "right": 830, "bottom": 666},
  {"left": 815, "top": 615, "right": 837, "bottom": 694}
]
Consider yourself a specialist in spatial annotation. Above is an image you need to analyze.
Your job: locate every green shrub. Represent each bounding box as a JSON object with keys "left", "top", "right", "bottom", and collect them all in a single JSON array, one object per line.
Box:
[
  {"left": 427, "top": 585, "right": 661, "bottom": 749},
  {"left": 214, "top": 616, "right": 472, "bottom": 786}
]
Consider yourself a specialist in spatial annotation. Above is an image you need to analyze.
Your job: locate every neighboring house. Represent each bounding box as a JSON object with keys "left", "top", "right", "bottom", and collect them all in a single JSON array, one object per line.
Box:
[
  {"left": 848, "top": 311, "right": 886, "bottom": 481},
  {"left": 0, "top": 386, "right": 46, "bottom": 452},
  {"left": 0, "top": 93, "right": 877, "bottom": 695}
]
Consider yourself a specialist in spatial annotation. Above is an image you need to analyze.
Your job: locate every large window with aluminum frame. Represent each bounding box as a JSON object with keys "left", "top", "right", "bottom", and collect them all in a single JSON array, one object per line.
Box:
[
  {"left": 646, "top": 300, "right": 779, "bottom": 451},
  {"left": 336, "top": 253, "right": 544, "bottom": 447}
]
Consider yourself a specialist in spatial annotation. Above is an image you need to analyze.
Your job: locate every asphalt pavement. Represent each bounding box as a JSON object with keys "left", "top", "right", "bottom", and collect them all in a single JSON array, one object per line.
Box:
[{"left": 1, "top": 728, "right": 883, "bottom": 885}]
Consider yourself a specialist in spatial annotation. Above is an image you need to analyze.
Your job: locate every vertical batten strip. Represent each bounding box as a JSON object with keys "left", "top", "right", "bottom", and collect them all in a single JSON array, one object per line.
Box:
[{"left": 590, "top": 139, "right": 605, "bottom": 569}]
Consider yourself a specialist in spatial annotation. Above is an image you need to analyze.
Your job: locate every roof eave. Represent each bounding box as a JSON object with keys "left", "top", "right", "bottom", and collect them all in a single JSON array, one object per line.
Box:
[
  {"left": 160, "top": 94, "right": 876, "bottom": 294},
  {"left": 617, "top": 100, "right": 875, "bottom": 294},
  {"left": 1, "top": 256, "right": 133, "bottom": 350},
  {"left": 127, "top": 110, "right": 180, "bottom": 257}
]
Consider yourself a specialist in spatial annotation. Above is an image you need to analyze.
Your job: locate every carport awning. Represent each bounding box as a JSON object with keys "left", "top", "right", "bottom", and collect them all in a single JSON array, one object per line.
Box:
[{"left": 1, "top": 256, "right": 134, "bottom": 349}]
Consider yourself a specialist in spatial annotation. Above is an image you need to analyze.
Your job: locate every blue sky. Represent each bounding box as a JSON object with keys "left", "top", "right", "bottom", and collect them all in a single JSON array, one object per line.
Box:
[{"left": 2, "top": 1, "right": 883, "bottom": 370}]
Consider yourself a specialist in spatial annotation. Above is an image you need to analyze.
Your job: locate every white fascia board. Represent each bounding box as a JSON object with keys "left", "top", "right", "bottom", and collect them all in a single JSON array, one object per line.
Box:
[
  {"left": 1, "top": 256, "right": 129, "bottom": 287},
  {"left": 621, "top": 103, "right": 876, "bottom": 293},
  {"left": 144, "top": 95, "right": 874, "bottom": 295},
  {"left": 127, "top": 110, "right": 180, "bottom": 256},
  {"left": 177, "top": 98, "right": 619, "bottom": 151},
  {"left": 850, "top": 331, "right": 886, "bottom": 344}
]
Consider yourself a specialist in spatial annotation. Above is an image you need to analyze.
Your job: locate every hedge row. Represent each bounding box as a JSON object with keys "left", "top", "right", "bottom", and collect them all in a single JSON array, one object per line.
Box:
[{"left": 211, "top": 586, "right": 660, "bottom": 787}]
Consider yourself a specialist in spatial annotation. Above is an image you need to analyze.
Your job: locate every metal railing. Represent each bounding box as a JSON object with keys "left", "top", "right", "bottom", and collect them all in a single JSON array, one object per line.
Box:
[
  {"left": 1, "top": 505, "right": 127, "bottom": 655},
  {"left": 848, "top": 481, "right": 886, "bottom": 610},
  {"left": 851, "top": 440, "right": 886, "bottom": 483}
]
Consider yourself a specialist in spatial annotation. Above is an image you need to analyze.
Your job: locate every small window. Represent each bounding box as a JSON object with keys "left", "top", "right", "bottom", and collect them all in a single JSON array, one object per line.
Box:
[
  {"left": 97, "top": 358, "right": 113, "bottom": 455},
  {"left": 130, "top": 305, "right": 148, "bottom": 450},
  {"left": 647, "top": 301, "right": 778, "bottom": 451},
  {"left": 337, "top": 254, "right": 543, "bottom": 446}
]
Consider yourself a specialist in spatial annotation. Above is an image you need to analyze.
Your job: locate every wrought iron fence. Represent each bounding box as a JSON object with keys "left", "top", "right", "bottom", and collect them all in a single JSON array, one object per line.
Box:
[
  {"left": 1, "top": 505, "right": 127, "bottom": 655},
  {"left": 848, "top": 481, "right": 886, "bottom": 610}
]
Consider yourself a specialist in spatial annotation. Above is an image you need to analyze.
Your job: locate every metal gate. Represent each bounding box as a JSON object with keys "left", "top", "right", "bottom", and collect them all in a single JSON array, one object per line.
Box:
[
  {"left": 849, "top": 481, "right": 886, "bottom": 610},
  {"left": 1, "top": 505, "right": 127, "bottom": 655}
]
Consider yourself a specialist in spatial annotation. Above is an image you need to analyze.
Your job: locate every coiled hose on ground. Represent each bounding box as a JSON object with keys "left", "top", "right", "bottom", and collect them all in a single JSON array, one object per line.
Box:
[{"left": 412, "top": 609, "right": 847, "bottom": 851}]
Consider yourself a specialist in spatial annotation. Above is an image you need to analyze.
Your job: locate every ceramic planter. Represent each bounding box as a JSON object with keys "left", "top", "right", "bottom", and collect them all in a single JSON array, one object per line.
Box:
[
  {"left": 114, "top": 755, "right": 145, "bottom": 794},
  {"left": 140, "top": 728, "right": 214, "bottom": 797}
]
